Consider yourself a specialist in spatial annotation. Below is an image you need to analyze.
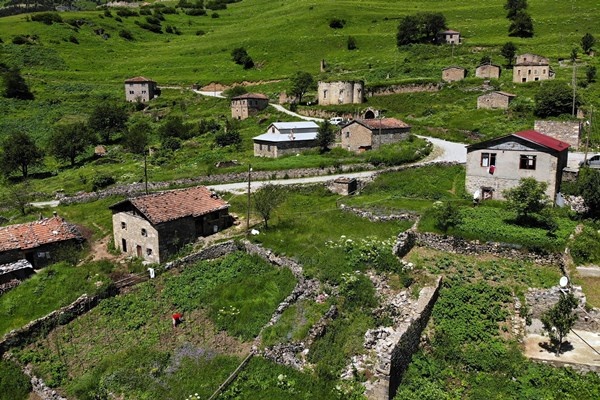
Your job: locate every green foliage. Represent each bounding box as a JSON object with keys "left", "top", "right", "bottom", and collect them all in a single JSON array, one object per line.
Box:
[
  {"left": 253, "top": 183, "right": 287, "bottom": 229},
  {"left": 2, "top": 67, "right": 34, "bottom": 100},
  {"left": 222, "top": 85, "right": 247, "bottom": 100},
  {"left": 288, "top": 71, "right": 314, "bottom": 104},
  {"left": 430, "top": 200, "right": 462, "bottom": 234},
  {"left": 328, "top": 18, "right": 345, "bottom": 29},
  {"left": 504, "top": 0, "right": 528, "bottom": 19},
  {"left": 508, "top": 10, "right": 534, "bottom": 38},
  {"left": 586, "top": 65, "right": 597, "bottom": 83},
  {"left": 119, "top": 29, "right": 134, "bottom": 41},
  {"left": 503, "top": 177, "right": 550, "bottom": 224},
  {"left": 30, "top": 12, "right": 63, "bottom": 25},
  {"left": 215, "top": 129, "right": 241, "bottom": 147},
  {"left": 231, "top": 47, "right": 254, "bottom": 69},
  {"left": 534, "top": 80, "right": 578, "bottom": 118},
  {"left": 158, "top": 115, "right": 194, "bottom": 140},
  {"left": 581, "top": 32, "right": 596, "bottom": 54},
  {"left": 316, "top": 120, "right": 335, "bottom": 152},
  {"left": 47, "top": 122, "right": 95, "bottom": 166},
  {"left": 396, "top": 13, "right": 447, "bottom": 46},
  {"left": 364, "top": 135, "right": 432, "bottom": 166},
  {"left": 91, "top": 173, "right": 115, "bottom": 191},
  {"left": 500, "top": 41, "right": 517, "bottom": 67},
  {"left": 541, "top": 292, "right": 578, "bottom": 356},
  {"left": 0, "top": 359, "right": 31, "bottom": 400},
  {"left": 578, "top": 167, "right": 600, "bottom": 218},
  {"left": 0, "top": 129, "right": 43, "bottom": 177},
  {"left": 88, "top": 103, "right": 129, "bottom": 143},
  {"left": 347, "top": 35, "right": 357, "bottom": 50},
  {"left": 123, "top": 120, "right": 151, "bottom": 154},
  {"left": 570, "top": 226, "right": 600, "bottom": 265}
]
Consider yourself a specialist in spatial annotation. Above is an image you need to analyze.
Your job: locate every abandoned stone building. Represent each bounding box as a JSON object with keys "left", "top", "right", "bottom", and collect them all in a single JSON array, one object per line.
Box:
[
  {"left": 0, "top": 215, "right": 83, "bottom": 269},
  {"left": 475, "top": 64, "right": 501, "bottom": 79},
  {"left": 124, "top": 76, "right": 158, "bottom": 102},
  {"left": 439, "top": 29, "right": 461, "bottom": 44},
  {"left": 465, "top": 130, "right": 569, "bottom": 202},
  {"left": 109, "top": 186, "right": 232, "bottom": 263},
  {"left": 477, "top": 91, "right": 516, "bottom": 110},
  {"left": 230, "top": 93, "right": 269, "bottom": 120},
  {"left": 253, "top": 121, "right": 319, "bottom": 158},
  {"left": 341, "top": 118, "right": 411, "bottom": 153},
  {"left": 534, "top": 120, "right": 583, "bottom": 150},
  {"left": 442, "top": 66, "right": 466, "bottom": 82},
  {"left": 318, "top": 81, "right": 364, "bottom": 105},
  {"left": 513, "top": 54, "right": 553, "bottom": 83}
]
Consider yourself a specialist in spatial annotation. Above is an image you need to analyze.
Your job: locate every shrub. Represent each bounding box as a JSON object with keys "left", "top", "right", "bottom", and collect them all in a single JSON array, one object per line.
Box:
[
  {"left": 30, "top": 12, "right": 62, "bottom": 25},
  {"left": 11, "top": 35, "right": 29, "bottom": 45},
  {"left": 195, "top": 29, "right": 206, "bottom": 35},
  {"left": 329, "top": 18, "right": 346, "bottom": 29},
  {"left": 211, "top": 12, "right": 220, "bottom": 18},
  {"left": 119, "top": 29, "right": 134, "bottom": 40},
  {"left": 91, "top": 174, "right": 115, "bottom": 191},
  {"left": 161, "top": 136, "right": 181, "bottom": 151},
  {"left": 116, "top": 8, "right": 139, "bottom": 17},
  {"left": 347, "top": 35, "right": 357, "bottom": 50},
  {"left": 231, "top": 47, "right": 254, "bottom": 69},
  {"left": 570, "top": 226, "right": 600, "bottom": 265},
  {"left": 215, "top": 130, "right": 241, "bottom": 147},
  {"left": 103, "top": 9, "right": 112, "bottom": 18},
  {"left": 68, "top": 35, "right": 79, "bottom": 44},
  {"left": 187, "top": 9, "right": 207, "bottom": 16},
  {"left": 0, "top": 359, "right": 31, "bottom": 400}
]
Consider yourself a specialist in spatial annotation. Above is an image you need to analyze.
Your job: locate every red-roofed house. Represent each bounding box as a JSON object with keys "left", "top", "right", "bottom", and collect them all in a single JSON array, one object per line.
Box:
[
  {"left": 125, "top": 76, "right": 158, "bottom": 103},
  {"left": 466, "top": 130, "right": 570, "bottom": 201},
  {"left": 340, "top": 118, "right": 411, "bottom": 153},
  {"left": 109, "top": 186, "right": 232, "bottom": 263},
  {"left": 0, "top": 216, "right": 83, "bottom": 268},
  {"left": 231, "top": 93, "right": 269, "bottom": 120}
]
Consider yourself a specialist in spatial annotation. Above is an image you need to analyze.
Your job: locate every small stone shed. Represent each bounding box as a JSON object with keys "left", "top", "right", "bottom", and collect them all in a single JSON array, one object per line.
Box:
[
  {"left": 124, "top": 76, "right": 158, "bottom": 103},
  {"left": 513, "top": 54, "right": 553, "bottom": 83},
  {"left": 442, "top": 66, "right": 466, "bottom": 82},
  {"left": 0, "top": 215, "right": 83, "bottom": 269},
  {"left": 329, "top": 177, "right": 358, "bottom": 196},
  {"left": 230, "top": 93, "right": 269, "bottom": 120},
  {"left": 439, "top": 30, "right": 461, "bottom": 44},
  {"left": 110, "top": 186, "right": 233, "bottom": 263},
  {"left": 340, "top": 118, "right": 411, "bottom": 153},
  {"left": 475, "top": 64, "right": 501, "bottom": 79},
  {"left": 477, "top": 91, "right": 516, "bottom": 110},
  {"left": 253, "top": 121, "right": 319, "bottom": 158}
]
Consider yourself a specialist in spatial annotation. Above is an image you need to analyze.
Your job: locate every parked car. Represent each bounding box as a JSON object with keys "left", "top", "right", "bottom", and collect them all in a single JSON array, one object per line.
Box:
[
  {"left": 579, "top": 154, "right": 600, "bottom": 168},
  {"left": 328, "top": 117, "right": 344, "bottom": 125}
]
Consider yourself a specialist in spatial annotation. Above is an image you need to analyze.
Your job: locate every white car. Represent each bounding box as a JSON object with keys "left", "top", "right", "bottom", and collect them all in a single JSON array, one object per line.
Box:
[
  {"left": 328, "top": 117, "right": 344, "bottom": 125},
  {"left": 579, "top": 154, "right": 600, "bottom": 168}
]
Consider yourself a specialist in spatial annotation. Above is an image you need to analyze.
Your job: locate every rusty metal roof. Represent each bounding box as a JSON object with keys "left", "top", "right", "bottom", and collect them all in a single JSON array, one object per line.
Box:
[{"left": 0, "top": 216, "right": 82, "bottom": 252}]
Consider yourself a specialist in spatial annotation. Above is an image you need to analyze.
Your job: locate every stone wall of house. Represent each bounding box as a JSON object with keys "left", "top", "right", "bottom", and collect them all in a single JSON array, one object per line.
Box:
[
  {"left": 318, "top": 81, "right": 364, "bottom": 105},
  {"left": 475, "top": 65, "right": 501, "bottom": 79},
  {"left": 364, "top": 277, "right": 443, "bottom": 400},
  {"left": 477, "top": 92, "right": 512, "bottom": 109},
  {"left": 534, "top": 120, "right": 582, "bottom": 150},
  {"left": 442, "top": 68, "right": 466, "bottom": 82}
]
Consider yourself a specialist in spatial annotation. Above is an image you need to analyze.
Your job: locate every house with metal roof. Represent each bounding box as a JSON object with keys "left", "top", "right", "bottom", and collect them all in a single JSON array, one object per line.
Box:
[
  {"left": 465, "top": 130, "right": 569, "bottom": 202},
  {"left": 124, "top": 76, "right": 158, "bottom": 102},
  {"left": 340, "top": 118, "right": 411, "bottom": 153},
  {"left": 109, "top": 186, "right": 232, "bottom": 263},
  {"left": 231, "top": 93, "right": 269, "bottom": 120},
  {"left": 0, "top": 215, "right": 83, "bottom": 268},
  {"left": 253, "top": 121, "right": 320, "bottom": 158}
]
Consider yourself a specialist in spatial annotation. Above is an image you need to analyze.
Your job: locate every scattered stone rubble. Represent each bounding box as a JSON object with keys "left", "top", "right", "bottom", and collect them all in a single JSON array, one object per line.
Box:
[
  {"left": 563, "top": 195, "right": 588, "bottom": 214},
  {"left": 339, "top": 204, "right": 417, "bottom": 223}
]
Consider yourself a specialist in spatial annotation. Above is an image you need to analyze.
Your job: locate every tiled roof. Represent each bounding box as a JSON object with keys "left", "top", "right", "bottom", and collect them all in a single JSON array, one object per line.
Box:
[
  {"left": 232, "top": 93, "right": 269, "bottom": 100},
  {"left": 351, "top": 118, "right": 411, "bottom": 130},
  {"left": 112, "top": 186, "right": 229, "bottom": 225},
  {"left": 125, "top": 76, "right": 155, "bottom": 83},
  {"left": 513, "top": 130, "right": 570, "bottom": 152},
  {"left": 0, "top": 217, "right": 82, "bottom": 253}
]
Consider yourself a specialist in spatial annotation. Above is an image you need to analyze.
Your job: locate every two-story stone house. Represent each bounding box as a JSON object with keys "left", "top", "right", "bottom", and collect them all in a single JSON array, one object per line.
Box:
[
  {"left": 109, "top": 186, "right": 232, "bottom": 263},
  {"left": 230, "top": 93, "right": 269, "bottom": 120},
  {"left": 340, "top": 118, "right": 411, "bottom": 153},
  {"left": 465, "top": 130, "right": 569, "bottom": 202},
  {"left": 124, "top": 76, "right": 158, "bottom": 103},
  {"left": 513, "top": 54, "right": 553, "bottom": 83},
  {"left": 253, "top": 121, "right": 319, "bottom": 158}
]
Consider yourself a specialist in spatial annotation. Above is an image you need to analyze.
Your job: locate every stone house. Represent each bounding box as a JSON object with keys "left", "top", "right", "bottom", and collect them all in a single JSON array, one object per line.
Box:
[
  {"left": 439, "top": 30, "right": 461, "bottom": 44},
  {"left": 340, "top": 118, "right": 411, "bottom": 153},
  {"left": 534, "top": 120, "right": 583, "bottom": 150},
  {"left": 513, "top": 54, "right": 553, "bottom": 83},
  {"left": 318, "top": 81, "right": 364, "bottom": 105},
  {"left": 442, "top": 66, "right": 466, "bottom": 82},
  {"left": 109, "top": 186, "right": 232, "bottom": 263},
  {"left": 475, "top": 64, "right": 501, "bottom": 79},
  {"left": 465, "top": 130, "right": 569, "bottom": 202},
  {"left": 253, "top": 121, "right": 319, "bottom": 158},
  {"left": 230, "top": 93, "right": 269, "bottom": 120},
  {"left": 0, "top": 215, "right": 83, "bottom": 269},
  {"left": 124, "top": 76, "right": 158, "bottom": 102},
  {"left": 477, "top": 91, "right": 516, "bottom": 110}
]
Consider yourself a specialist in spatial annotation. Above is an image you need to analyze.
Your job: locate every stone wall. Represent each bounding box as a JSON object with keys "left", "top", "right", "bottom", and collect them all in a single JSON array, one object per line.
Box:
[
  {"left": 534, "top": 120, "right": 582, "bottom": 150},
  {"left": 366, "top": 83, "right": 441, "bottom": 97},
  {"left": 364, "top": 277, "right": 443, "bottom": 399}
]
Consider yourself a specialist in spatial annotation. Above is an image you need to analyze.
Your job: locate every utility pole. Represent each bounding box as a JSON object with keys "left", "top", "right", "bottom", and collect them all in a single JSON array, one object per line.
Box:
[
  {"left": 144, "top": 149, "right": 148, "bottom": 195},
  {"left": 246, "top": 164, "right": 251, "bottom": 235},
  {"left": 572, "top": 61, "right": 577, "bottom": 117},
  {"left": 584, "top": 106, "right": 593, "bottom": 164}
]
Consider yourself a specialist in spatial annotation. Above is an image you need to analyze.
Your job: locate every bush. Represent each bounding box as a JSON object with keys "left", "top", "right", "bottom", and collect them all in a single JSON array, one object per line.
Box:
[
  {"left": 119, "top": 29, "right": 134, "bottom": 40},
  {"left": 161, "top": 136, "right": 181, "bottom": 151},
  {"left": 570, "top": 226, "right": 600, "bottom": 265},
  {"left": 195, "top": 29, "right": 206, "bottom": 35},
  {"left": 0, "top": 359, "right": 31, "bottom": 400},
  {"left": 347, "top": 35, "right": 357, "bottom": 50},
  {"left": 329, "top": 18, "right": 346, "bottom": 29},
  {"left": 91, "top": 174, "right": 115, "bottom": 191},
  {"left": 30, "top": 12, "right": 62, "bottom": 25},
  {"left": 116, "top": 8, "right": 139, "bottom": 17},
  {"left": 187, "top": 9, "right": 207, "bottom": 16},
  {"left": 68, "top": 35, "right": 79, "bottom": 44},
  {"left": 215, "top": 130, "right": 241, "bottom": 147}
]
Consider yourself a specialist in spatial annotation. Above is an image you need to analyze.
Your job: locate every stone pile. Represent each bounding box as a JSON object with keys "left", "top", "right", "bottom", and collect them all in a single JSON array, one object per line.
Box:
[
  {"left": 339, "top": 204, "right": 416, "bottom": 223},
  {"left": 563, "top": 195, "right": 588, "bottom": 214}
]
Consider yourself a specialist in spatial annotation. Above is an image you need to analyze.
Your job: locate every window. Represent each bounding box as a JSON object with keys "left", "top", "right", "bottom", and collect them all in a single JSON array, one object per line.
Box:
[
  {"left": 141, "top": 228, "right": 147, "bottom": 237},
  {"left": 121, "top": 222, "right": 127, "bottom": 229},
  {"left": 480, "top": 152, "right": 496, "bottom": 167},
  {"left": 141, "top": 90, "right": 147, "bottom": 94},
  {"left": 146, "top": 248, "right": 153, "bottom": 256},
  {"left": 323, "top": 89, "right": 328, "bottom": 99},
  {"left": 519, "top": 155, "right": 536, "bottom": 170},
  {"left": 259, "top": 144, "right": 262, "bottom": 150},
  {"left": 122, "top": 238, "right": 127, "bottom": 252},
  {"left": 345, "top": 132, "right": 350, "bottom": 138},
  {"left": 129, "top": 91, "right": 134, "bottom": 95}
]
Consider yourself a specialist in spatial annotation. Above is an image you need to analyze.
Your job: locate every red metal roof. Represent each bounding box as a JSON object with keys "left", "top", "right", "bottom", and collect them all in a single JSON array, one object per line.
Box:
[
  {"left": 0, "top": 216, "right": 81, "bottom": 252},
  {"left": 112, "top": 186, "right": 229, "bottom": 225},
  {"left": 513, "top": 130, "right": 570, "bottom": 152},
  {"left": 125, "top": 76, "right": 155, "bottom": 83}
]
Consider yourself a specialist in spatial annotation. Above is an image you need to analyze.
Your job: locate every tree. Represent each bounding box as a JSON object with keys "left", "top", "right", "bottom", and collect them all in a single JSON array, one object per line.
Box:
[
  {"left": 47, "top": 122, "right": 95, "bottom": 166},
  {"left": 347, "top": 35, "right": 357, "bottom": 50},
  {"left": 396, "top": 13, "right": 447, "bottom": 46},
  {"left": 253, "top": 183, "right": 286, "bottom": 229},
  {"left": 396, "top": 14, "right": 420, "bottom": 46},
  {"left": 88, "top": 103, "right": 128, "bottom": 143},
  {"left": 289, "top": 71, "right": 314, "bottom": 104},
  {"left": 158, "top": 116, "right": 192, "bottom": 140},
  {"left": 123, "top": 120, "right": 151, "bottom": 154},
  {"left": 231, "top": 47, "right": 254, "bottom": 69},
  {"left": 500, "top": 42, "right": 517, "bottom": 67},
  {"left": 570, "top": 47, "right": 578, "bottom": 62},
  {"left": 534, "top": 81, "right": 578, "bottom": 118},
  {"left": 1, "top": 177, "right": 32, "bottom": 215},
  {"left": 508, "top": 10, "right": 534, "bottom": 38},
  {"left": 2, "top": 68, "right": 34, "bottom": 100},
  {"left": 581, "top": 33, "right": 595, "bottom": 55},
  {"left": 431, "top": 201, "right": 462, "bottom": 235},
  {"left": 504, "top": 0, "right": 528, "bottom": 19},
  {"left": 578, "top": 167, "right": 600, "bottom": 218},
  {"left": 316, "top": 120, "right": 335, "bottom": 153},
  {"left": 0, "top": 130, "right": 43, "bottom": 178},
  {"left": 422, "top": 12, "right": 447, "bottom": 44},
  {"left": 503, "top": 177, "right": 549, "bottom": 224},
  {"left": 586, "top": 65, "right": 597, "bottom": 83},
  {"left": 223, "top": 85, "right": 247, "bottom": 100},
  {"left": 541, "top": 292, "right": 578, "bottom": 356}
]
